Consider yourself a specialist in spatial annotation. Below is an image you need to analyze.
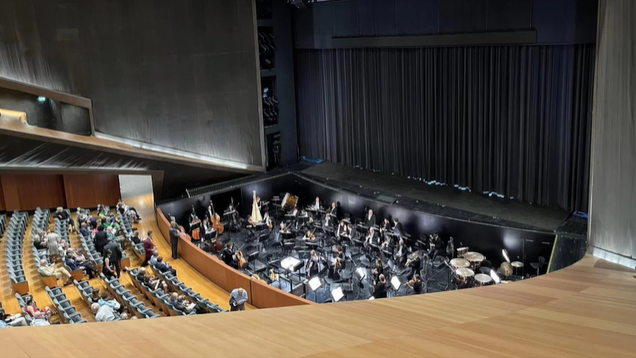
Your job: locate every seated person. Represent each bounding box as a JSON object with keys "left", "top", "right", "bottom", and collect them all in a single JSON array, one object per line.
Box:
[
  {"left": 91, "top": 303, "right": 116, "bottom": 322},
  {"left": 154, "top": 256, "right": 177, "bottom": 276},
  {"left": 0, "top": 308, "right": 28, "bottom": 327},
  {"left": 55, "top": 207, "right": 76, "bottom": 233},
  {"left": 98, "top": 292, "right": 124, "bottom": 314},
  {"left": 131, "top": 231, "right": 141, "bottom": 245},
  {"left": 30, "top": 311, "right": 51, "bottom": 326},
  {"left": 149, "top": 250, "right": 160, "bottom": 266},
  {"left": 91, "top": 289, "right": 101, "bottom": 304},
  {"left": 136, "top": 267, "right": 148, "bottom": 282},
  {"left": 33, "top": 230, "right": 48, "bottom": 250},
  {"left": 142, "top": 274, "right": 169, "bottom": 294},
  {"left": 174, "top": 295, "right": 197, "bottom": 314},
  {"left": 65, "top": 251, "right": 97, "bottom": 279},
  {"left": 24, "top": 296, "right": 54, "bottom": 320},
  {"left": 79, "top": 222, "right": 91, "bottom": 238},
  {"left": 221, "top": 243, "right": 237, "bottom": 268},
  {"left": 302, "top": 230, "right": 316, "bottom": 242},
  {"left": 407, "top": 274, "right": 423, "bottom": 294},
  {"left": 38, "top": 259, "right": 72, "bottom": 286}
]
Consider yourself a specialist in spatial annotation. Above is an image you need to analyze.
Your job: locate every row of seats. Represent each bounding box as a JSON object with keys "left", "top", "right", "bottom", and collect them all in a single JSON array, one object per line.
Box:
[
  {"left": 150, "top": 264, "right": 226, "bottom": 314},
  {"left": 6, "top": 211, "right": 28, "bottom": 294},
  {"left": 32, "top": 208, "right": 51, "bottom": 265},
  {"left": 14, "top": 293, "right": 35, "bottom": 325},
  {"left": 44, "top": 286, "right": 86, "bottom": 324},
  {"left": 79, "top": 232, "right": 104, "bottom": 268},
  {"left": 117, "top": 211, "right": 145, "bottom": 259},
  {"left": 99, "top": 273, "right": 159, "bottom": 319},
  {"left": 128, "top": 268, "right": 195, "bottom": 316},
  {"left": 72, "top": 279, "right": 98, "bottom": 319}
]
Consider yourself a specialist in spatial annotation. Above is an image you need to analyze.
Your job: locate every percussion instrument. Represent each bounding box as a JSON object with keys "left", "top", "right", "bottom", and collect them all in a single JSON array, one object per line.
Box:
[
  {"left": 456, "top": 247, "right": 469, "bottom": 258},
  {"left": 450, "top": 258, "right": 470, "bottom": 269},
  {"left": 281, "top": 193, "right": 299, "bottom": 211},
  {"left": 464, "top": 252, "right": 485, "bottom": 271},
  {"left": 474, "top": 273, "right": 493, "bottom": 287},
  {"left": 499, "top": 262, "right": 513, "bottom": 277},
  {"left": 511, "top": 261, "right": 523, "bottom": 276},
  {"left": 453, "top": 267, "right": 475, "bottom": 289}
]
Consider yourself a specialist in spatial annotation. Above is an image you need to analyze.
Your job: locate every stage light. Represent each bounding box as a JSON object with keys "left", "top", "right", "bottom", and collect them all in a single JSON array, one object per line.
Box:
[
  {"left": 490, "top": 269, "right": 501, "bottom": 284},
  {"left": 355, "top": 267, "right": 366, "bottom": 280},
  {"left": 37, "top": 96, "right": 46, "bottom": 102},
  {"left": 502, "top": 249, "right": 510, "bottom": 263},
  {"left": 331, "top": 287, "right": 344, "bottom": 302},
  {"left": 390, "top": 276, "right": 402, "bottom": 291},
  {"left": 308, "top": 276, "right": 322, "bottom": 291}
]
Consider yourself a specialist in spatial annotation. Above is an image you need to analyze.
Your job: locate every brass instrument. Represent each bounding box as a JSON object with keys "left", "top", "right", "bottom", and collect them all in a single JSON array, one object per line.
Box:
[{"left": 269, "top": 268, "right": 279, "bottom": 282}]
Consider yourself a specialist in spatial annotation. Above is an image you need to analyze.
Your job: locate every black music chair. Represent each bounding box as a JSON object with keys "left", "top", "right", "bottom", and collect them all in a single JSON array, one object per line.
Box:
[{"left": 530, "top": 256, "right": 545, "bottom": 276}]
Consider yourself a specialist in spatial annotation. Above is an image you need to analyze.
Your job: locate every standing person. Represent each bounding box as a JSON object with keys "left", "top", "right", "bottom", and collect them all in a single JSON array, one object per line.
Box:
[
  {"left": 169, "top": 221, "right": 181, "bottom": 260},
  {"left": 141, "top": 231, "right": 155, "bottom": 267},
  {"left": 46, "top": 230, "right": 60, "bottom": 263},
  {"left": 104, "top": 241, "right": 123, "bottom": 278},
  {"left": 229, "top": 287, "right": 248, "bottom": 311},
  {"left": 94, "top": 226, "right": 108, "bottom": 257},
  {"left": 373, "top": 274, "right": 388, "bottom": 299}
]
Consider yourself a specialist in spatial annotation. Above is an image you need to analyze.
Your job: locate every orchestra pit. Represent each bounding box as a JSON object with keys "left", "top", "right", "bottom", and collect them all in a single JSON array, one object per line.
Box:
[{"left": 0, "top": 0, "right": 634, "bottom": 357}]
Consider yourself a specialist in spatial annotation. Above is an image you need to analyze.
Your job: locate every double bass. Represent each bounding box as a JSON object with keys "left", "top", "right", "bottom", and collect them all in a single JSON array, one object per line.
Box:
[{"left": 208, "top": 200, "right": 224, "bottom": 235}]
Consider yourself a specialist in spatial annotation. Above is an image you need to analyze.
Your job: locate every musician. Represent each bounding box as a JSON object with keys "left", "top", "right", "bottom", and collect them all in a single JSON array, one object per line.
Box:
[
  {"left": 373, "top": 274, "right": 388, "bottom": 299},
  {"left": 290, "top": 206, "right": 299, "bottom": 217},
  {"left": 323, "top": 213, "right": 333, "bottom": 228},
  {"left": 188, "top": 207, "right": 198, "bottom": 225},
  {"left": 335, "top": 246, "right": 344, "bottom": 261},
  {"left": 302, "top": 230, "right": 316, "bottom": 242},
  {"left": 329, "top": 255, "right": 342, "bottom": 281},
  {"left": 202, "top": 216, "right": 214, "bottom": 240},
  {"left": 225, "top": 203, "right": 239, "bottom": 229},
  {"left": 312, "top": 197, "right": 321, "bottom": 210},
  {"left": 407, "top": 274, "right": 423, "bottom": 295},
  {"left": 336, "top": 221, "right": 347, "bottom": 237},
  {"left": 406, "top": 252, "right": 421, "bottom": 280},
  {"left": 364, "top": 227, "right": 376, "bottom": 248},
  {"left": 394, "top": 238, "right": 407, "bottom": 267},
  {"left": 379, "top": 233, "right": 392, "bottom": 253},
  {"left": 380, "top": 218, "right": 391, "bottom": 233},
  {"left": 206, "top": 205, "right": 214, "bottom": 222},
  {"left": 372, "top": 257, "right": 383, "bottom": 283},
  {"left": 263, "top": 212, "right": 272, "bottom": 229},
  {"left": 363, "top": 209, "right": 376, "bottom": 228},
  {"left": 329, "top": 202, "right": 338, "bottom": 216},
  {"left": 221, "top": 243, "right": 237, "bottom": 268},
  {"left": 392, "top": 217, "right": 404, "bottom": 236},
  {"left": 306, "top": 250, "right": 320, "bottom": 277}
]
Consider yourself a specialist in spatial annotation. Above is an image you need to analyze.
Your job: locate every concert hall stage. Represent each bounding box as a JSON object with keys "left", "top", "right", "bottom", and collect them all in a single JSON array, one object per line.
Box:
[{"left": 158, "top": 161, "right": 587, "bottom": 303}]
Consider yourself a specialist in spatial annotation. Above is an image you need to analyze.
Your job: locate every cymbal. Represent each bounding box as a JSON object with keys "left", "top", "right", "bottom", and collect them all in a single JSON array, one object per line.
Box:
[
  {"left": 450, "top": 258, "right": 470, "bottom": 268},
  {"left": 511, "top": 261, "right": 524, "bottom": 268}
]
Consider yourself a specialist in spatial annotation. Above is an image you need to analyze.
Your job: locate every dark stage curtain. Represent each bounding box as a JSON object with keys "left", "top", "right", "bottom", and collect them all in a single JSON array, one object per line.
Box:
[{"left": 296, "top": 45, "right": 594, "bottom": 211}]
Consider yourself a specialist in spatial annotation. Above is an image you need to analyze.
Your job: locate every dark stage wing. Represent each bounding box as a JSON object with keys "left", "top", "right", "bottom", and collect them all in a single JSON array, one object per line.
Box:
[
  {"left": 0, "top": 0, "right": 262, "bottom": 167},
  {"left": 296, "top": 45, "right": 594, "bottom": 211}
]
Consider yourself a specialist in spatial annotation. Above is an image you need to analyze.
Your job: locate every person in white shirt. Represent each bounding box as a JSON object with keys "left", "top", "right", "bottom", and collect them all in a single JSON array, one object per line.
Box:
[
  {"left": 91, "top": 303, "right": 116, "bottom": 322},
  {"left": 30, "top": 312, "right": 51, "bottom": 326},
  {"left": 313, "top": 197, "right": 321, "bottom": 210},
  {"left": 149, "top": 250, "right": 159, "bottom": 266}
]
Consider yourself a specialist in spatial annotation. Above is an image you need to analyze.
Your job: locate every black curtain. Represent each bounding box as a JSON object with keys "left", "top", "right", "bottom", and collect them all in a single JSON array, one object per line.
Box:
[{"left": 296, "top": 45, "right": 594, "bottom": 211}]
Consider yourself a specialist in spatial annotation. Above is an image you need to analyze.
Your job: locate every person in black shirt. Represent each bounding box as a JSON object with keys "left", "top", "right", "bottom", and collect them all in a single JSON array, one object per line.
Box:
[
  {"left": 406, "top": 252, "right": 421, "bottom": 280},
  {"left": 373, "top": 274, "right": 388, "bottom": 299},
  {"left": 168, "top": 221, "right": 182, "bottom": 260},
  {"left": 55, "top": 207, "right": 76, "bottom": 233},
  {"left": 407, "top": 274, "right": 423, "bottom": 294},
  {"left": 363, "top": 209, "right": 376, "bottom": 228},
  {"left": 94, "top": 226, "right": 109, "bottom": 257},
  {"left": 221, "top": 243, "right": 237, "bottom": 268}
]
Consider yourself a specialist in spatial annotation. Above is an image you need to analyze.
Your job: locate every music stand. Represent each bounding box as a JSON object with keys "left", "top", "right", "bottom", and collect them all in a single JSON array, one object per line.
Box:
[
  {"left": 308, "top": 276, "right": 323, "bottom": 303},
  {"left": 331, "top": 286, "right": 345, "bottom": 302},
  {"left": 390, "top": 275, "right": 402, "bottom": 297},
  {"left": 247, "top": 251, "right": 265, "bottom": 272}
]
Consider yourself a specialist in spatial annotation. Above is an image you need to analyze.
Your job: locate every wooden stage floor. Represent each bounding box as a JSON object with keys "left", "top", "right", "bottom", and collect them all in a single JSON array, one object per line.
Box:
[{"left": 0, "top": 252, "right": 634, "bottom": 357}]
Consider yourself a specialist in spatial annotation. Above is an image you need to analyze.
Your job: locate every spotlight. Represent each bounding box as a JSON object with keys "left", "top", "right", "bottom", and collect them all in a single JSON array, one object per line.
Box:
[
  {"left": 390, "top": 276, "right": 402, "bottom": 291},
  {"left": 330, "top": 287, "right": 344, "bottom": 302},
  {"left": 308, "top": 276, "right": 322, "bottom": 291},
  {"left": 502, "top": 249, "right": 510, "bottom": 263},
  {"left": 490, "top": 269, "right": 501, "bottom": 284},
  {"left": 37, "top": 96, "right": 46, "bottom": 103}
]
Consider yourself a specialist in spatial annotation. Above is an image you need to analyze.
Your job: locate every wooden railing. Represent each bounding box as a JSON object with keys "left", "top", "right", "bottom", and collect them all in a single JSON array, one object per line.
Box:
[{"left": 156, "top": 208, "right": 312, "bottom": 309}]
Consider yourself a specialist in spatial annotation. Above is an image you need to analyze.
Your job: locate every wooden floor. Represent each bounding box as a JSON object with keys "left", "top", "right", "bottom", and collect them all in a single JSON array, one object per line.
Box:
[{"left": 0, "top": 253, "right": 634, "bottom": 357}]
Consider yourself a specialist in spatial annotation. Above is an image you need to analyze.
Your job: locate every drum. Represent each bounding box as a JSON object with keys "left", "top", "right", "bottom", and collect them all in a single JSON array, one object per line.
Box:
[
  {"left": 453, "top": 267, "right": 475, "bottom": 289},
  {"left": 450, "top": 258, "right": 470, "bottom": 269},
  {"left": 464, "top": 252, "right": 485, "bottom": 271},
  {"left": 474, "top": 273, "right": 493, "bottom": 287},
  {"left": 456, "top": 247, "right": 469, "bottom": 258},
  {"left": 281, "top": 193, "right": 298, "bottom": 211}
]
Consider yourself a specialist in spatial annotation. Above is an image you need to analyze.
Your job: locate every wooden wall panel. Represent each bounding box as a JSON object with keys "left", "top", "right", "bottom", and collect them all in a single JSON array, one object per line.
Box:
[
  {"left": 63, "top": 174, "right": 120, "bottom": 209},
  {"left": 1, "top": 174, "right": 66, "bottom": 211},
  {"left": 250, "top": 279, "right": 312, "bottom": 309}
]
